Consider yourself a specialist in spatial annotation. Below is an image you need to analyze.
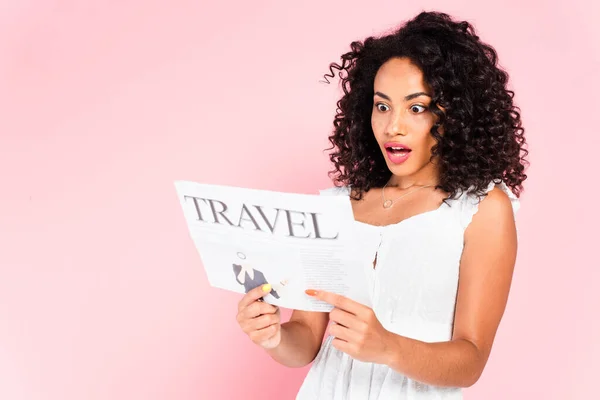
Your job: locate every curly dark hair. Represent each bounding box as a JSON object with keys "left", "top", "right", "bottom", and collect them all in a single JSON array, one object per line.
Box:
[{"left": 323, "top": 11, "right": 529, "bottom": 201}]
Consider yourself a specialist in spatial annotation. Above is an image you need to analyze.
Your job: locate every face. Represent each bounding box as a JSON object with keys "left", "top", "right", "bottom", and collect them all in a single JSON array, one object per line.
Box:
[{"left": 371, "top": 57, "right": 441, "bottom": 185}]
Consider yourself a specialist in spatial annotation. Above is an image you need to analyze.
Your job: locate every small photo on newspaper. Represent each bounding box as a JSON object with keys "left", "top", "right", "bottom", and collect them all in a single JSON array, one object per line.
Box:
[{"left": 174, "top": 180, "right": 372, "bottom": 312}]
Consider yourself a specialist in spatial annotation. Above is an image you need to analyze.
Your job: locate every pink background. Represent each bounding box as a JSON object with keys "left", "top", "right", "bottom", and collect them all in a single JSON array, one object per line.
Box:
[{"left": 1, "top": 1, "right": 598, "bottom": 399}]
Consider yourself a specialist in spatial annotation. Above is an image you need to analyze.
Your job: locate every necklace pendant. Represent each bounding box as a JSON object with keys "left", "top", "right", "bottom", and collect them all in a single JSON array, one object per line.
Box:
[{"left": 383, "top": 199, "right": 393, "bottom": 209}]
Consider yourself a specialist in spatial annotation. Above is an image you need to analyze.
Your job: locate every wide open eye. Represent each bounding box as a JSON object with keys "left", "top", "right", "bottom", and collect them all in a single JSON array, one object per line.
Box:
[
  {"left": 375, "top": 103, "right": 390, "bottom": 112},
  {"left": 410, "top": 104, "right": 427, "bottom": 114}
]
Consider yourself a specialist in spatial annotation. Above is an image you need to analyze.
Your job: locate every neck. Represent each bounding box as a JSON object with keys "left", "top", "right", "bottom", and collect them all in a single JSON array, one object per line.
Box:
[{"left": 387, "top": 166, "right": 440, "bottom": 189}]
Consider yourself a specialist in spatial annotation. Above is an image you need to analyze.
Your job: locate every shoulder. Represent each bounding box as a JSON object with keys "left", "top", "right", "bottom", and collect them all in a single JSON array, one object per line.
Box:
[
  {"left": 463, "top": 181, "right": 520, "bottom": 239},
  {"left": 456, "top": 180, "right": 521, "bottom": 231},
  {"left": 476, "top": 181, "right": 520, "bottom": 218},
  {"left": 471, "top": 187, "right": 516, "bottom": 226}
]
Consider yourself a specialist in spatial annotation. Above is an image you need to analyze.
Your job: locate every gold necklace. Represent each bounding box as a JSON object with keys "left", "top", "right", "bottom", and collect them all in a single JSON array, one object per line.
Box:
[{"left": 381, "top": 182, "right": 434, "bottom": 209}]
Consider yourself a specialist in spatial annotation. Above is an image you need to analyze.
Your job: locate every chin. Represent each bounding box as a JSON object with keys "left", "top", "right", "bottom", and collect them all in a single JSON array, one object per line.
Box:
[{"left": 386, "top": 164, "right": 412, "bottom": 178}]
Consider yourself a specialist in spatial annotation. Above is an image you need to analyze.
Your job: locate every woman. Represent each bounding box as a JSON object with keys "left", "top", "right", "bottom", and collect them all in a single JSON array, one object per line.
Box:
[{"left": 235, "top": 10, "right": 528, "bottom": 399}]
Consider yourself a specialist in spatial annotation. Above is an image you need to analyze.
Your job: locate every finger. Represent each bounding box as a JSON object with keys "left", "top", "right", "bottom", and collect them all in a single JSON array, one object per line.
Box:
[
  {"left": 329, "top": 307, "right": 362, "bottom": 330},
  {"left": 328, "top": 321, "right": 357, "bottom": 343},
  {"left": 306, "top": 290, "right": 360, "bottom": 314},
  {"left": 247, "top": 313, "right": 280, "bottom": 332},
  {"left": 241, "top": 301, "right": 278, "bottom": 320},
  {"left": 237, "top": 302, "right": 276, "bottom": 325},
  {"left": 249, "top": 323, "right": 279, "bottom": 343},
  {"left": 238, "top": 284, "right": 273, "bottom": 311},
  {"left": 331, "top": 337, "right": 354, "bottom": 355}
]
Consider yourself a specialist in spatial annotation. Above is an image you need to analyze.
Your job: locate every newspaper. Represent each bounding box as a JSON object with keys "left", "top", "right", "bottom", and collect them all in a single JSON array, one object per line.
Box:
[{"left": 174, "top": 180, "right": 371, "bottom": 312}]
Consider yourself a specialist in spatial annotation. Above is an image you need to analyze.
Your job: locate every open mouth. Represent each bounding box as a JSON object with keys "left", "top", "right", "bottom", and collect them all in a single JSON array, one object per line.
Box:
[
  {"left": 386, "top": 146, "right": 411, "bottom": 156},
  {"left": 384, "top": 142, "right": 412, "bottom": 164}
]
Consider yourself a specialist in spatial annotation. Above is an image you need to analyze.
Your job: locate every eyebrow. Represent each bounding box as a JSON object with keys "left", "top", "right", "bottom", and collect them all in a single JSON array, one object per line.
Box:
[{"left": 374, "top": 91, "right": 431, "bottom": 101}]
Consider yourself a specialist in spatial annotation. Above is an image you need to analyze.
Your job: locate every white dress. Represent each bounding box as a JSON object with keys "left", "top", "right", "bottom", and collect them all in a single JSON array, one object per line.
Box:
[{"left": 296, "top": 180, "right": 520, "bottom": 400}]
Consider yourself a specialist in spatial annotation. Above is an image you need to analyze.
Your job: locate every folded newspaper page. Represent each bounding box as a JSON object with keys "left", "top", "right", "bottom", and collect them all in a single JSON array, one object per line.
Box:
[{"left": 174, "top": 180, "right": 371, "bottom": 312}]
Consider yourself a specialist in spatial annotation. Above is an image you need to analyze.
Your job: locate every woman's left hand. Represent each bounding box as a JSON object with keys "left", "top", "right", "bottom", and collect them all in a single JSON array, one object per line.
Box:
[{"left": 306, "top": 289, "right": 393, "bottom": 365}]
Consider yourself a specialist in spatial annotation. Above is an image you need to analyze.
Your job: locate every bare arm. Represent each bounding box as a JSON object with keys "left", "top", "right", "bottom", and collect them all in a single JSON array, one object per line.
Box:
[
  {"left": 309, "top": 187, "right": 518, "bottom": 387},
  {"left": 265, "top": 309, "right": 329, "bottom": 368},
  {"left": 384, "top": 187, "right": 518, "bottom": 387}
]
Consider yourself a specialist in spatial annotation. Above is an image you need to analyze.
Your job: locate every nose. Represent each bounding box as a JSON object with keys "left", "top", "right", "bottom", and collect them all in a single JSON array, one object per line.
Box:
[{"left": 385, "top": 110, "right": 407, "bottom": 136}]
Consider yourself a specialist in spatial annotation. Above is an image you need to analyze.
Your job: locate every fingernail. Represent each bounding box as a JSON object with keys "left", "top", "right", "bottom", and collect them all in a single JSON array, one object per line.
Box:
[
  {"left": 262, "top": 284, "right": 271, "bottom": 293},
  {"left": 305, "top": 289, "right": 318, "bottom": 296}
]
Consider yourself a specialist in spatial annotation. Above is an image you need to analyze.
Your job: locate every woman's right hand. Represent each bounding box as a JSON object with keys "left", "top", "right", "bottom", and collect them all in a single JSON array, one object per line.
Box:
[{"left": 236, "top": 284, "right": 281, "bottom": 349}]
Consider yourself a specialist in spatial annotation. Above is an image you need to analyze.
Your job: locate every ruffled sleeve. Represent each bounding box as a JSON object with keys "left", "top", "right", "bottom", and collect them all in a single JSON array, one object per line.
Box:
[{"left": 458, "top": 180, "right": 521, "bottom": 231}]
